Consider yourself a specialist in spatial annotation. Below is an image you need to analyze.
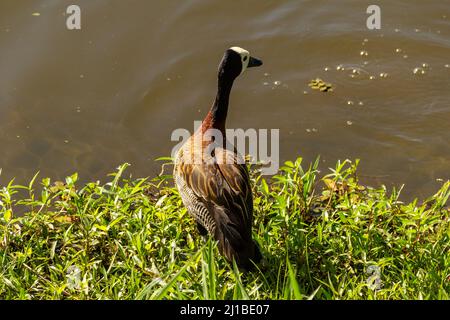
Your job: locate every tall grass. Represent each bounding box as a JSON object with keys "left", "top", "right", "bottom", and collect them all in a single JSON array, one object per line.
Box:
[{"left": 0, "top": 158, "right": 448, "bottom": 299}]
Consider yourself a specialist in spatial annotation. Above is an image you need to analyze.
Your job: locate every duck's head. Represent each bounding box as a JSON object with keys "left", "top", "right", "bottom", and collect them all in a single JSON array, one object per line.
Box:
[{"left": 218, "top": 46, "right": 263, "bottom": 81}]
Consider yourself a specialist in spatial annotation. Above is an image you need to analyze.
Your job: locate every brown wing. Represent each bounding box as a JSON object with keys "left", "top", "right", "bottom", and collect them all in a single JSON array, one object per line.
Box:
[
  {"left": 174, "top": 147, "right": 255, "bottom": 266},
  {"left": 214, "top": 147, "right": 253, "bottom": 227}
]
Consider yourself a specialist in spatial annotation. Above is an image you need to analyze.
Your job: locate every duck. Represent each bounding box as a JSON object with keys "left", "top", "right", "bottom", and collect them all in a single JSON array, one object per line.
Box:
[{"left": 174, "top": 47, "right": 263, "bottom": 270}]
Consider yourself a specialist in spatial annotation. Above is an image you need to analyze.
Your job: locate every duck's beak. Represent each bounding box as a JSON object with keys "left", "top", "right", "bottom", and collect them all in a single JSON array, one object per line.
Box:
[{"left": 248, "top": 56, "right": 263, "bottom": 68}]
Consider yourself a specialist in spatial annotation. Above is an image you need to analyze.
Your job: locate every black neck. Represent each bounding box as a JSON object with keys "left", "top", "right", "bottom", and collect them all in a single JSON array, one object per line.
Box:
[{"left": 210, "top": 75, "right": 234, "bottom": 127}]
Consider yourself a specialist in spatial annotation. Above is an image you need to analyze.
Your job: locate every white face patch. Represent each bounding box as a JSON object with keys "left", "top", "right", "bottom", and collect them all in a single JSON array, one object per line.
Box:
[{"left": 230, "top": 46, "right": 250, "bottom": 75}]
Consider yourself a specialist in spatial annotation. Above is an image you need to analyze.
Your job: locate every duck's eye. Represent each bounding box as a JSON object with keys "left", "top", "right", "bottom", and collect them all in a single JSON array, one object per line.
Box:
[{"left": 243, "top": 56, "right": 248, "bottom": 62}]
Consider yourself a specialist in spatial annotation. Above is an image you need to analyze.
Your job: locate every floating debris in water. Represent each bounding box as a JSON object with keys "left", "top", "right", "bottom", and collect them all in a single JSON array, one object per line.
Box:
[
  {"left": 369, "top": 76, "right": 376, "bottom": 80},
  {"left": 308, "top": 78, "right": 333, "bottom": 92},
  {"left": 32, "top": 12, "right": 41, "bottom": 16},
  {"left": 303, "top": 91, "right": 308, "bottom": 95},
  {"left": 413, "top": 67, "right": 426, "bottom": 75},
  {"left": 445, "top": 64, "right": 450, "bottom": 68},
  {"left": 306, "top": 128, "right": 318, "bottom": 133},
  {"left": 324, "top": 67, "right": 330, "bottom": 71},
  {"left": 64, "top": 140, "right": 69, "bottom": 144},
  {"left": 346, "top": 121, "right": 353, "bottom": 126},
  {"left": 263, "top": 82, "right": 269, "bottom": 86},
  {"left": 273, "top": 81, "right": 281, "bottom": 86},
  {"left": 363, "top": 61, "right": 369, "bottom": 66},
  {"left": 264, "top": 73, "right": 270, "bottom": 77},
  {"left": 79, "top": 74, "right": 85, "bottom": 79},
  {"left": 395, "top": 48, "right": 402, "bottom": 53},
  {"left": 394, "top": 28, "right": 400, "bottom": 32},
  {"left": 350, "top": 67, "right": 365, "bottom": 77},
  {"left": 336, "top": 65, "right": 345, "bottom": 71},
  {"left": 360, "top": 50, "right": 369, "bottom": 57},
  {"left": 379, "top": 73, "right": 389, "bottom": 78},
  {"left": 422, "top": 63, "right": 429, "bottom": 69},
  {"left": 347, "top": 101, "right": 354, "bottom": 106},
  {"left": 415, "top": 28, "right": 421, "bottom": 33},
  {"left": 358, "top": 101, "right": 364, "bottom": 106},
  {"left": 403, "top": 55, "right": 409, "bottom": 59}
]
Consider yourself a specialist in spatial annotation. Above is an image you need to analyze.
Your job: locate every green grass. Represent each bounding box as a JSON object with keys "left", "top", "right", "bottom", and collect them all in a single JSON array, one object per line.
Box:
[{"left": 0, "top": 158, "right": 449, "bottom": 300}]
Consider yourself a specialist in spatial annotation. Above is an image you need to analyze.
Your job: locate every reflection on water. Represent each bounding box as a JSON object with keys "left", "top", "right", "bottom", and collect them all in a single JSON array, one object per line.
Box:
[{"left": 0, "top": 0, "right": 449, "bottom": 200}]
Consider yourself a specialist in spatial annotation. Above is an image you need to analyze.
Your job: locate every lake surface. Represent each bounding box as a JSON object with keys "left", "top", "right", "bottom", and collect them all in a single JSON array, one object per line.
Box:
[{"left": 0, "top": 0, "right": 449, "bottom": 200}]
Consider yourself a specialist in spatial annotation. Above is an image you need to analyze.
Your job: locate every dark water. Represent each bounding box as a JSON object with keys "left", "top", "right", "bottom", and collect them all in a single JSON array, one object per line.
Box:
[{"left": 0, "top": 0, "right": 449, "bottom": 200}]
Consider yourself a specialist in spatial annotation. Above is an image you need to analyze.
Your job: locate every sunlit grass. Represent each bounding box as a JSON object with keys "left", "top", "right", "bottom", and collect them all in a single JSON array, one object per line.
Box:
[{"left": 0, "top": 158, "right": 449, "bottom": 299}]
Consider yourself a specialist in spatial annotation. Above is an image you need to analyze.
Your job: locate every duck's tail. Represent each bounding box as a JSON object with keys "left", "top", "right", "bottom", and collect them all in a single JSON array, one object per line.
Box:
[{"left": 214, "top": 214, "right": 262, "bottom": 271}]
